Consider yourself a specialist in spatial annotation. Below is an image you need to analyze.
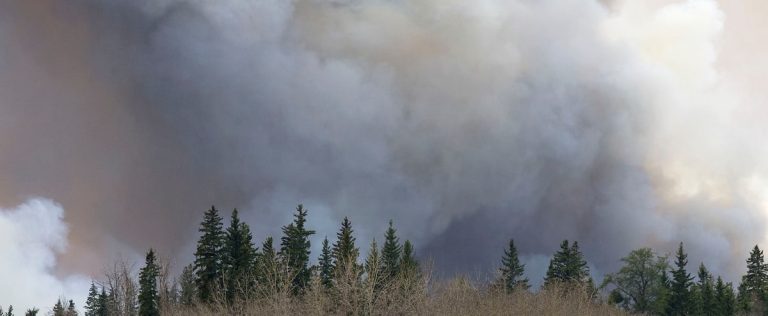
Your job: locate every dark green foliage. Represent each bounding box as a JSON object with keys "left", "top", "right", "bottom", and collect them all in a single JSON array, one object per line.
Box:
[
  {"left": 97, "top": 288, "right": 108, "bottom": 316},
  {"left": 223, "top": 209, "right": 258, "bottom": 302},
  {"left": 604, "top": 248, "right": 668, "bottom": 313},
  {"left": 53, "top": 300, "right": 64, "bottom": 316},
  {"left": 279, "top": 204, "right": 316, "bottom": 292},
  {"left": 381, "top": 220, "right": 402, "bottom": 280},
  {"left": 319, "top": 237, "right": 333, "bottom": 288},
  {"left": 738, "top": 245, "right": 767, "bottom": 313},
  {"left": 694, "top": 263, "right": 716, "bottom": 315},
  {"left": 84, "top": 283, "right": 100, "bottom": 316},
  {"left": 178, "top": 264, "right": 196, "bottom": 306},
  {"left": 138, "top": 249, "right": 160, "bottom": 316},
  {"left": 668, "top": 242, "right": 693, "bottom": 316},
  {"left": 332, "top": 217, "right": 360, "bottom": 276},
  {"left": 715, "top": 276, "right": 736, "bottom": 316},
  {"left": 399, "top": 240, "right": 419, "bottom": 277},
  {"left": 23, "top": 308, "right": 37, "bottom": 316},
  {"left": 193, "top": 205, "right": 225, "bottom": 303},
  {"left": 496, "top": 239, "right": 529, "bottom": 293},
  {"left": 543, "top": 240, "right": 590, "bottom": 288},
  {"left": 6, "top": 305, "right": 13, "bottom": 316}
]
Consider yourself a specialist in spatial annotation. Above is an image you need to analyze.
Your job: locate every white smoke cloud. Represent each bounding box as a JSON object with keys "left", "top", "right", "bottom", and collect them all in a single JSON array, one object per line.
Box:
[{"left": 0, "top": 199, "right": 89, "bottom": 310}]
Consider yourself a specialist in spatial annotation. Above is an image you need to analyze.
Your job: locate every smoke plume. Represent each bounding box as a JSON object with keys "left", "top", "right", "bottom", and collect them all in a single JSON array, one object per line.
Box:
[
  {"left": 2, "top": 0, "right": 768, "bottom": 305},
  {"left": 0, "top": 199, "right": 88, "bottom": 308}
]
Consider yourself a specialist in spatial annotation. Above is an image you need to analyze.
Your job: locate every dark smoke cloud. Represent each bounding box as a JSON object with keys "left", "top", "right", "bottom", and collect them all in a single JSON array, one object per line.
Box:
[{"left": 2, "top": 1, "right": 768, "bottom": 301}]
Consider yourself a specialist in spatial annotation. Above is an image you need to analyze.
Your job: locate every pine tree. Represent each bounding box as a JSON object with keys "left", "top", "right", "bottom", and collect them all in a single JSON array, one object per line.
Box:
[
  {"left": 319, "top": 237, "right": 333, "bottom": 288},
  {"left": 7, "top": 305, "right": 13, "bottom": 316},
  {"left": 193, "top": 205, "right": 225, "bottom": 303},
  {"left": 279, "top": 204, "right": 316, "bottom": 292},
  {"left": 178, "top": 264, "right": 196, "bottom": 306},
  {"left": 24, "top": 308, "right": 38, "bottom": 316},
  {"left": 400, "top": 240, "right": 419, "bottom": 277},
  {"left": 223, "top": 209, "right": 257, "bottom": 302},
  {"left": 138, "top": 249, "right": 160, "bottom": 316},
  {"left": 496, "top": 239, "right": 529, "bottom": 293},
  {"left": 66, "top": 300, "right": 77, "bottom": 316},
  {"left": 381, "top": 220, "right": 402, "bottom": 281},
  {"left": 668, "top": 242, "right": 693, "bottom": 316},
  {"left": 84, "top": 282, "right": 100, "bottom": 316},
  {"left": 332, "top": 217, "right": 360, "bottom": 276},
  {"left": 53, "top": 299, "right": 65, "bottom": 316}
]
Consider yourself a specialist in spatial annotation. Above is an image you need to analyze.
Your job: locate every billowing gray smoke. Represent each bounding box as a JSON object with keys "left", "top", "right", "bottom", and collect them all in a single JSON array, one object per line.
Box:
[{"left": 2, "top": 0, "right": 768, "bottom": 305}]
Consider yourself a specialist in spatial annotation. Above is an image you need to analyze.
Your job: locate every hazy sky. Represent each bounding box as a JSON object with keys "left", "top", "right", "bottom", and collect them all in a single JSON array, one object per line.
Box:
[{"left": 2, "top": 0, "right": 768, "bottom": 307}]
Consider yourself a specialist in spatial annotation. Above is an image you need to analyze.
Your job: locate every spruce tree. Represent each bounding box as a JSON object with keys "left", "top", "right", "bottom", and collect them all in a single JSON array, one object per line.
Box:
[
  {"left": 496, "top": 239, "right": 529, "bottom": 292},
  {"left": 53, "top": 299, "right": 64, "bottom": 316},
  {"left": 332, "top": 217, "right": 360, "bottom": 276},
  {"left": 381, "top": 220, "right": 402, "bottom": 280},
  {"left": 193, "top": 205, "right": 225, "bottom": 303},
  {"left": 138, "top": 249, "right": 160, "bottom": 316},
  {"left": 319, "top": 237, "right": 333, "bottom": 288},
  {"left": 739, "top": 244, "right": 767, "bottom": 312},
  {"left": 178, "top": 264, "right": 196, "bottom": 306},
  {"left": 544, "top": 240, "right": 571, "bottom": 287},
  {"left": 696, "top": 263, "right": 716, "bottom": 315},
  {"left": 279, "top": 204, "right": 316, "bottom": 292},
  {"left": 223, "top": 209, "right": 257, "bottom": 302},
  {"left": 400, "top": 240, "right": 419, "bottom": 277},
  {"left": 544, "top": 240, "right": 589, "bottom": 288},
  {"left": 566, "top": 241, "right": 590, "bottom": 284},
  {"left": 24, "top": 309, "right": 38, "bottom": 316},
  {"left": 668, "top": 242, "right": 693, "bottom": 316},
  {"left": 715, "top": 276, "right": 736, "bottom": 316},
  {"left": 84, "top": 283, "right": 99, "bottom": 316},
  {"left": 97, "top": 288, "right": 108, "bottom": 316}
]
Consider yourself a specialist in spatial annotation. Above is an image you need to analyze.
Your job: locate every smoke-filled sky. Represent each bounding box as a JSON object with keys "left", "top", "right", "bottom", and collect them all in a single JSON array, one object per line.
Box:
[{"left": 2, "top": 0, "right": 768, "bottom": 307}]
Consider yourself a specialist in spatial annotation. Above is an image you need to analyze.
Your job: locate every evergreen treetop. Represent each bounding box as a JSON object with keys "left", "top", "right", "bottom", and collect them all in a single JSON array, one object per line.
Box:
[
  {"left": 193, "top": 205, "right": 225, "bottom": 303},
  {"left": 53, "top": 299, "right": 64, "bottom": 316},
  {"left": 138, "top": 248, "right": 160, "bottom": 316},
  {"left": 84, "top": 283, "right": 99, "bottom": 316},
  {"left": 319, "top": 237, "right": 333, "bottom": 288},
  {"left": 223, "top": 208, "right": 257, "bottom": 302},
  {"left": 381, "top": 220, "right": 402, "bottom": 280},
  {"left": 544, "top": 240, "right": 589, "bottom": 288},
  {"left": 280, "top": 204, "right": 316, "bottom": 292},
  {"left": 400, "top": 240, "right": 419, "bottom": 277},
  {"left": 332, "top": 217, "right": 360, "bottom": 275},
  {"left": 668, "top": 242, "right": 693, "bottom": 316},
  {"left": 497, "top": 239, "right": 529, "bottom": 292}
]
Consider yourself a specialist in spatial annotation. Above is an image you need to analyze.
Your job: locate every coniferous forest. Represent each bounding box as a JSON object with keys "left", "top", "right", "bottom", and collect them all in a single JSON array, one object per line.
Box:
[{"left": 5, "top": 205, "right": 768, "bottom": 315}]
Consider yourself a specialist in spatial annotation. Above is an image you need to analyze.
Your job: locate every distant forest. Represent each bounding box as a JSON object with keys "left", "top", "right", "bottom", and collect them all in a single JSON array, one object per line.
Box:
[{"left": 4, "top": 205, "right": 768, "bottom": 315}]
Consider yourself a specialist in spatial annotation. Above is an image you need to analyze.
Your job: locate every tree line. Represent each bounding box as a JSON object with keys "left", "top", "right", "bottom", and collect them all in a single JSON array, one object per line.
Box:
[{"left": 5, "top": 204, "right": 768, "bottom": 315}]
